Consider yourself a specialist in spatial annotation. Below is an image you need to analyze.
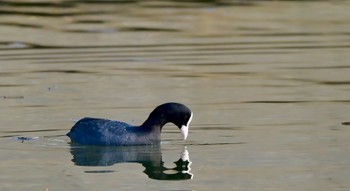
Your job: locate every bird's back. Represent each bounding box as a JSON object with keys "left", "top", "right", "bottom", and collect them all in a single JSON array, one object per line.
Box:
[
  {"left": 67, "top": 117, "right": 160, "bottom": 146},
  {"left": 67, "top": 117, "right": 130, "bottom": 145}
]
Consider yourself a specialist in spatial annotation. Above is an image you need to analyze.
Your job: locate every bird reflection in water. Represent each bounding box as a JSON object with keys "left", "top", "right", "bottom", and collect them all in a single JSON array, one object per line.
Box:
[{"left": 69, "top": 145, "right": 193, "bottom": 180}]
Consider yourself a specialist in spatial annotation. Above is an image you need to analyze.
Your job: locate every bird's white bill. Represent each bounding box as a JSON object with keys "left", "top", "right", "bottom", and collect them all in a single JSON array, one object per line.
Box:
[
  {"left": 181, "top": 112, "right": 193, "bottom": 140},
  {"left": 181, "top": 125, "right": 189, "bottom": 140}
]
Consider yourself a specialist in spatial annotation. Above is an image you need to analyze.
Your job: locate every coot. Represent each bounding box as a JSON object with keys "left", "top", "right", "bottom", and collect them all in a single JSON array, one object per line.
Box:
[{"left": 67, "top": 102, "right": 193, "bottom": 146}]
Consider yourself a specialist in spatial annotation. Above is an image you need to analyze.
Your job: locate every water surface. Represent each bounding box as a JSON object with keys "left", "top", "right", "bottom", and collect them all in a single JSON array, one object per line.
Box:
[{"left": 1, "top": 0, "right": 350, "bottom": 190}]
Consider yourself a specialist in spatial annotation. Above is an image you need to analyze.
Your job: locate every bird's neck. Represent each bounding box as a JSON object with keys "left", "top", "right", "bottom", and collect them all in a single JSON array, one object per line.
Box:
[{"left": 141, "top": 115, "right": 166, "bottom": 132}]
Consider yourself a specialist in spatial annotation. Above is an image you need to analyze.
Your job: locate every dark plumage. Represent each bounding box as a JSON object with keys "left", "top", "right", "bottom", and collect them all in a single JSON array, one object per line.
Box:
[{"left": 67, "top": 102, "right": 193, "bottom": 146}]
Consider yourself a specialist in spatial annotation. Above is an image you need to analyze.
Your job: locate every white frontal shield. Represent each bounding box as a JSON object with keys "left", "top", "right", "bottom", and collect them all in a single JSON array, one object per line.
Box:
[{"left": 181, "top": 112, "right": 193, "bottom": 140}]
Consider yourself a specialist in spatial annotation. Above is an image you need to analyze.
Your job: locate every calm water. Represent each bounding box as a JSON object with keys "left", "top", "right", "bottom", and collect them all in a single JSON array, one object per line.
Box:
[{"left": 1, "top": 0, "right": 350, "bottom": 190}]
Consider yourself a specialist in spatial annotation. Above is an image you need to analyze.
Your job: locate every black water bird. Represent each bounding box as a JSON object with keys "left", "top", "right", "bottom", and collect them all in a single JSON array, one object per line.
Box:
[{"left": 67, "top": 102, "right": 193, "bottom": 146}]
